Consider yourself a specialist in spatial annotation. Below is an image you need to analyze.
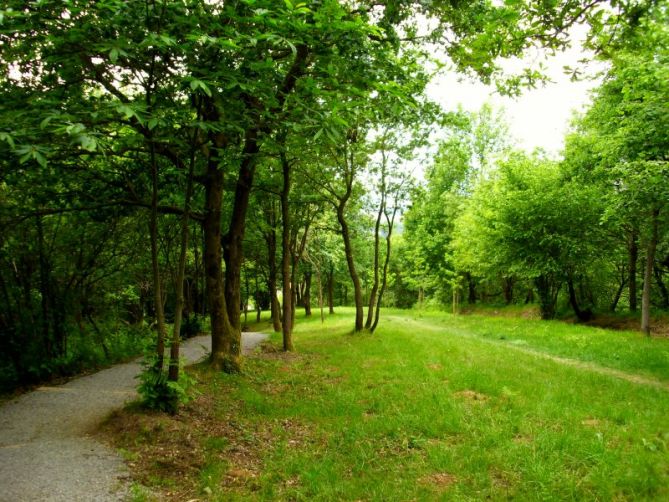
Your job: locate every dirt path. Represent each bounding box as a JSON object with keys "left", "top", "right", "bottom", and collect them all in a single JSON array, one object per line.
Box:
[
  {"left": 387, "top": 316, "right": 669, "bottom": 391},
  {"left": 0, "top": 332, "right": 268, "bottom": 502}
]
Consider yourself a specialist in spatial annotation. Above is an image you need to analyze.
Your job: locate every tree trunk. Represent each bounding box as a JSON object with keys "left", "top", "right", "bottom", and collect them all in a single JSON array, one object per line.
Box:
[
  {"left": 466, "top": 272, "right": 476, "bottom": 305},
  {"left": 654, "top": 265, "right": 669, "bottom": 309},
  {"left": 641, "top": 209, "right": 659, "bottom": 335},
  {"left": 266, "top": 219, "right": 282, "bottom": 332},
  {"left": 223, "top": 132, "right": 259, "bottom": 334},
  {"left": 317, "top": 266, "right": 325, "bottom": 323},
  {"left": 629, "top": 228, "right": 638, "bottom": 312},
  {"left": 365, "top": 189, "right": 384, "bottom": 329},
  {"left": 280, "top": 150, "right": 294, "bottom": 351},
  {"left": 149, "top": 145, "right": 167, "bottom": 370},
  {"left": 36, "top": 217, "right": 53, "bottom": 359},
  {"left": 610, "top": 267, "right": 627, "bottom": 312},
  {"left": 567, "top": 276, "right": 592, "bottom": 322},
  {"left": 371, "top": 205, "right": 397, "bottom": 333},
  {"left": 203, "top": 161, "right": 239, "bottom": 372},
  {"left": 327, "top": 267, "right": 335, "bottom": 314},
  {"left": 503, "top": 277, "right": 514, "bottom": 304},
  {"left": 303, "top": 270, "right": 312, "bottom": 317},
  {"left": 168, "top": 147, "right": 196, "bottom": 382},
  {"left": 337, "top": 206, "right": 364, "bottom": 332},
  {"left": 535, "top": 275, "right": 559, "bottom": 320}
]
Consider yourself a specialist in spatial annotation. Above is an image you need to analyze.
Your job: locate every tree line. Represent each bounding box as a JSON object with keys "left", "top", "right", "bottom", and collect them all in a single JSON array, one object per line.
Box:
[{"left": 402, "top": 6, "right": 669, "bottom": 334}]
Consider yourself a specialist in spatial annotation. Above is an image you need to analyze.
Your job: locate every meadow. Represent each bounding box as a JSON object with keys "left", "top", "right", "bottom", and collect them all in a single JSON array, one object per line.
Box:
[{"left": 107, "top": 308, "right": 669, "bottom": 501}]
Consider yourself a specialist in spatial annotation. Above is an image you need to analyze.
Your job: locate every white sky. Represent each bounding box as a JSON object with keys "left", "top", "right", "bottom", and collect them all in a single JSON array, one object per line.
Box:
[{"left": 426, "top": 29, "right": 607, "bottom": 157}]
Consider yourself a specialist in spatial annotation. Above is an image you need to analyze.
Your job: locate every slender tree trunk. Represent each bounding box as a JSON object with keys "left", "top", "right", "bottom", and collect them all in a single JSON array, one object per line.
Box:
[
  {"left": 243, "top": 265, "right": 250, "bottom": 327},
  {"left": 304, "top": 270, "right": 312, "bottom": 316},
  {"left": 327, "top": 267, "right": 335, "bottom": 314},
  {"left": 266, "top": 220, "right": 282, "bottom": 332},
  {"left": 466, "top": 272, "right": 476, "bottom": 305},
  {"left": 168, "top": 151, "right": 196, "bottom": 382},
  {"left": 371, "top": 206, "right": 397, "bottom": 333},
  {"left": 149, "top": 145, "right": 167, "bottom": 370},
  {"left": 610, "top": 266, "right": 627, "bottom": 312},
  {"left": 503, "top": 277, "right": 514, "bottom": 304},
  {"left": 317, "top": 266, "right": 325, "bottom": 323},
  {"left": 641, "top": 209, "right": 659, "bottom": 335},
  {"left": 337, "top": 206, "right": 364, "bottom": 331},
  {"left": 366, "top": 190, "right": 384, "bottom": 329},
  {"left": 567, "top": 276, "right": 592, "bottom": 322},
  {"left": 654, "top": 265, "right": 669, "bottom": 309},
  {"left": 253, "top": 271, "right": 260, "bottom": 323},
  {"left": 203, "top": 161, "right": 238, "bottom": 372},
  {"left": 629, "top": 228, "right": 638, "bottom": 312},
  {"left": 291, "top": 262, "right": 298, "bottom": 326},
  {"left": 36, "top": 217, "right": 53, "bottom": 359},
  {"left": 280, "top": 150, "right": 294, "bottom": 351}
]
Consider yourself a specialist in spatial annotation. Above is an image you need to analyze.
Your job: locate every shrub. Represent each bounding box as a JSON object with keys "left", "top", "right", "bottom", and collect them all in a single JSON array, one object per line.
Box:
[{"left": 137, "top": 352, "right": 195, "bottom": 414}]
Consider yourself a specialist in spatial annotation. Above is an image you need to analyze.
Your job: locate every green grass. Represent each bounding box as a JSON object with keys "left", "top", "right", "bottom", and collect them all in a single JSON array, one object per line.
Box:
[
  {"left": 402, "top": 309, "right": 669, "bottom": 383},
  {"left": 120, "top": 308, "right": 669, "bottom": 501}
]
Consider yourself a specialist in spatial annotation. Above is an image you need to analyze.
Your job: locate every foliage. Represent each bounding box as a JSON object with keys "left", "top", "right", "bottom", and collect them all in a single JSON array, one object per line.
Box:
[
  {"left": 180, "top": 314, "right": 205, "bottom": 340},
  {"left": 137, "top": 351, "right": 195, "bottom": 414}
]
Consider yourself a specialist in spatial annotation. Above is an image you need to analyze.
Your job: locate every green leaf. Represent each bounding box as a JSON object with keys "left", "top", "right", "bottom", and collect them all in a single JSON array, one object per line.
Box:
[
  {"left": 0, "top": 132, "right": 15, "bottom": 149},
  {"left": 34, "top": 150, "right": 47, "bottom": 168},
  {"left": 109, "top": 48, "right": 119, "bottom": 63}
]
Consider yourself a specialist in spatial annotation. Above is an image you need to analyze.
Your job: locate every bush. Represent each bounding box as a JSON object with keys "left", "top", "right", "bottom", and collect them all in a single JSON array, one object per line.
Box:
[
  {"left": 180, "top": 314, "right": 204, "bottom": 339},
  {"left": 137, "top": 352, "right": 195, "bottom": 414}
]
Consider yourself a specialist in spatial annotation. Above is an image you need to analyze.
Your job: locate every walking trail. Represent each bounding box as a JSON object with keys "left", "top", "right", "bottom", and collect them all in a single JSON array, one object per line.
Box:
[
  {"left": 0, "top": 332, "right": 268, "bottom": 502},
  {"left": 389, "top": 316, "right": 669, "bottom": 391}
]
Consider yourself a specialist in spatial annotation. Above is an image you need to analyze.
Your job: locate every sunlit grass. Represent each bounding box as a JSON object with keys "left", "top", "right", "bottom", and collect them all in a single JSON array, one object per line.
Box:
[{"left": 116, "top": 308, "right": 669, "bottom": 501}]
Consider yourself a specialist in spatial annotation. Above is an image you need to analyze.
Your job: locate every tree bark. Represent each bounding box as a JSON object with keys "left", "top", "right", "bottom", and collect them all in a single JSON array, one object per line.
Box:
[
  {"left": 327, "top": 267, "right": 335, "bottom": 314},
  {"left": 503, "top": 277, "right": 514, "bottom": 304},
  {"left": 567, "top": 276, "right": 592, "bottom": 322},
  {"left": 629, "top": 228, "right": 638, "bottom": 312},
  {"left": 337, "top": 205, "right": 364, "bottom": 331},
  {"left": 466, "top": 272, "right": 477, "bottom": 305},
  {"left": 371, "top": 205, "right": 398, "bottom": 333},
  {"left": 266, "top": 210, "right": 282, "bottom": 332},
  {"left": 203, "top": 160, "right": 239, "bottom": 372},
  {"left": 654, "top": 265, "right": 669, "bottom": 309},
  {"left": 303, "top": 269, "right": 312, "bottom": 316},
  {"left": 280, "top": 149, "right": 294, "bottom": 351},
  {"left": 535, "top": 275, "right": 560, "bottom": 320},
  {"left": 223, "top": 130, "right": 260, "bottom": 333},
  {"left": 610, "top": 266, "right": 627, "bottom": 312},
  {"left": 168, "top": 143, "right": 196, "bottom": 382},
  {"left": 365, "top": 186, "right": 384, "bottom": 329},
  {"left": 641, "top": 209, "right": 659, "bottom": 335},
  {"left": 36, "top": 217, "right": 53, "bottom": 358},
  {"left": 149, "top": 144, "right": 167, "bottom": 370}
]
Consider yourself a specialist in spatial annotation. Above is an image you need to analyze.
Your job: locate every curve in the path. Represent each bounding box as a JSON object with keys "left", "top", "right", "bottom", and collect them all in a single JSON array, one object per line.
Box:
[{"left": 0, "top": 332, "right": 268, "bottom": 502}]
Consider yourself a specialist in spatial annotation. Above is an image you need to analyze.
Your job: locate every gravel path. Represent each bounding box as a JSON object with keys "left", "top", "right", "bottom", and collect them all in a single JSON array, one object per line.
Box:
[{"left": 0, "top": 332, "right": 268, "bottom": 502}]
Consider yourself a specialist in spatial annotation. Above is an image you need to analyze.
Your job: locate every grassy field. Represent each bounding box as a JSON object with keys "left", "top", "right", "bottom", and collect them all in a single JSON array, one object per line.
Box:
[{"left": 105, "top": 308, "right": 669, "bottom": 501}]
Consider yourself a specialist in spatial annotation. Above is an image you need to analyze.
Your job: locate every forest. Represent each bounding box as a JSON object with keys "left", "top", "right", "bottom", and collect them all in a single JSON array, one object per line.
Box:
[
  {"left": 1, "top": 0, "right": 669, "bottom": 499},
  {"left": 2, "top": 0, "right": 667, "bottom": 387}
]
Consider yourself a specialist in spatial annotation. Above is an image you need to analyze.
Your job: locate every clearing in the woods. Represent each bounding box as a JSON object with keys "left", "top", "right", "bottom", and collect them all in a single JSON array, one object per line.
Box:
[{"left": 104, "top": 309, "right": 669, "bottom": 501}]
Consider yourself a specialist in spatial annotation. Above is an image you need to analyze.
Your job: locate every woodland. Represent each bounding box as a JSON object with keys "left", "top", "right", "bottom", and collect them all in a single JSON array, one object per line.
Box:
[{"left": 1, "top": 0, "right": 668, "bottom": 436}]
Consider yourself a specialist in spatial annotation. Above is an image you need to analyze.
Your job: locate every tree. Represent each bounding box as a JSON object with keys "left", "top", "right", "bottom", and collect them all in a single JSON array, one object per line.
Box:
[
  {"left": 565, "top": 18, "right": 669, "bottom": 332},
  {"left": 452, "top": 152, "right": 606, "bottom": 320}
]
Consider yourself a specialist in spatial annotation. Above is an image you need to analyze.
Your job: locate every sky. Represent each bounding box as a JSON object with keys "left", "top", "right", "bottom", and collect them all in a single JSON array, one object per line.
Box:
[{"left": 426, "top": 30, "right": 607, "bottom": 157}]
